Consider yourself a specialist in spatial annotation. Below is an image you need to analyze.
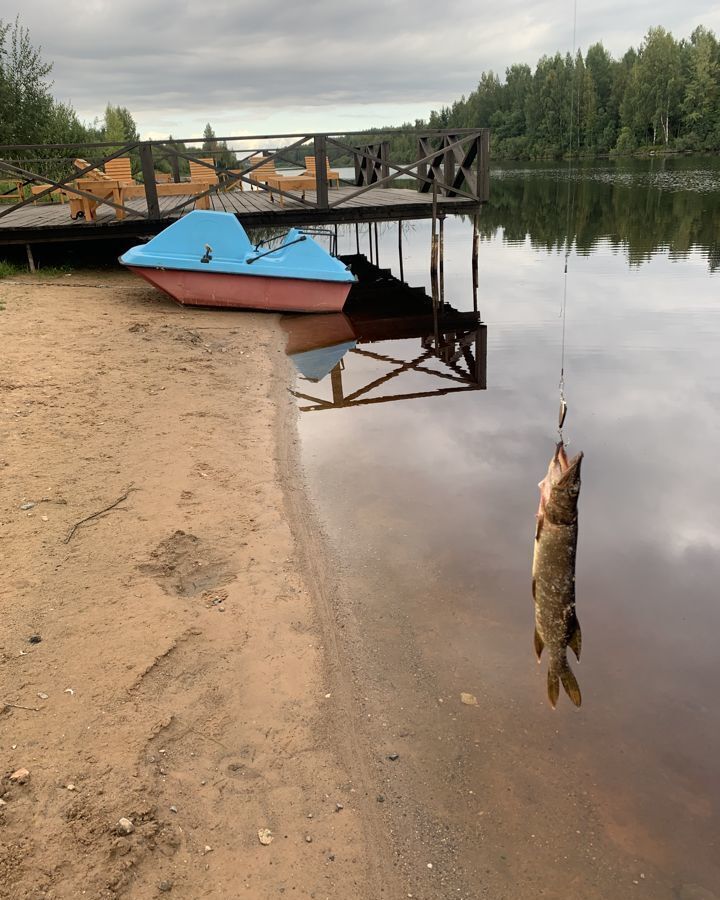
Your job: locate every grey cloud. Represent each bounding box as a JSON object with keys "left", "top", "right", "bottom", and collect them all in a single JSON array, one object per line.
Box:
[{"left": 13, "top": 0, "right": 720, "bottom": 131}]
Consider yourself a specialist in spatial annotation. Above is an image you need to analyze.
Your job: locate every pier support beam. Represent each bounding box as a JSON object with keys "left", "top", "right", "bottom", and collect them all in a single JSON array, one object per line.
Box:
[
  {"left": 138, "top": 143, "right": 161, "bottom": 219},
  {"left": 313, "top": 135, "right": 329, "bottom": 209},
  {"left": 472, "top": 215, "right": 479, "bottom": 314}
]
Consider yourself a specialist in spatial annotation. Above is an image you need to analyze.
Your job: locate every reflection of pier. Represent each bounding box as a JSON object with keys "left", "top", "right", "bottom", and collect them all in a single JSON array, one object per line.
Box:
[{"left": 282, "top": 254, "right": 487, "bottom": 412}]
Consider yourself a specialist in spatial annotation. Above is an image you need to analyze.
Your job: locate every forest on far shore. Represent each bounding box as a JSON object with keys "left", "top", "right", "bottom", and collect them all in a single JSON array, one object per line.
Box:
[
  {"left": 1, "top": 17, "right": 719, "bottom": 166},
  {"left": 349, "top": 25, "right": 720, "bottom": 162}
]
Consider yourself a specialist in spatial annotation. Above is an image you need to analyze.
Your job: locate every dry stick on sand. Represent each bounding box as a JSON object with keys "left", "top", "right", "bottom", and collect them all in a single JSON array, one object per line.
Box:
[{"left": 64, "top": 486, "right": 137, "bottom": 544}]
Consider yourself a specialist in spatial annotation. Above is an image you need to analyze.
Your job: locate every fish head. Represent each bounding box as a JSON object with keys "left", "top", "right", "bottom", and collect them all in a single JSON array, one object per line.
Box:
[{"left": 547, "top": 449, "right": 583, "bottom": 524}]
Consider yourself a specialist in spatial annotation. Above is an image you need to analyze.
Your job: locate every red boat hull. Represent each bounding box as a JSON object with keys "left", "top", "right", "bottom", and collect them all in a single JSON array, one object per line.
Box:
[{"left": 127, "top": 266, "right": 352, "bottom": 312}]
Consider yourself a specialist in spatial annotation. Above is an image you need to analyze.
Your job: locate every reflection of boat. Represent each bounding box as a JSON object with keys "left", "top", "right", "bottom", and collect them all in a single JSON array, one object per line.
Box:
[
  {"left": 120, "top": 211, "right": 356, "bottom": 312},
  {"left": 282, "top": 309, "right": 482, "bottom": 355},
  {"left": 282, "top": 304, "right": 487, "bottom": 409}
]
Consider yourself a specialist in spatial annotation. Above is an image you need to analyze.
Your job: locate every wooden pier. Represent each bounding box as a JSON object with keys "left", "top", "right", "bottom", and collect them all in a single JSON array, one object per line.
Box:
[{"left": 0, "top": 129, "right": 489, "bottom": 249}]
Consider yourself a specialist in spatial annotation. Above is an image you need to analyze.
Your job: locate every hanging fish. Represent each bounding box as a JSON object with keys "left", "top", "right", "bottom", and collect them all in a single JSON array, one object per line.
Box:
[{"left": 532, "top": 441, "right": 583, "bottom": 708}]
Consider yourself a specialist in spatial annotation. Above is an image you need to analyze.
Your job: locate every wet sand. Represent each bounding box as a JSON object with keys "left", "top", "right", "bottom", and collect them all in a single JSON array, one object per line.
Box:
[{"left": 0, "top": 273, "right": 397, "bottom": 899}]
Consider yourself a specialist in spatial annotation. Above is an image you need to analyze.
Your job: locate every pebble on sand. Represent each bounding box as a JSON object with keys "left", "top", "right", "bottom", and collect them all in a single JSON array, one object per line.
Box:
[
  {"left": 258, "top": 828, "right": 273, "bottom": 845},
  {"left": 116, "top": 817, "right": 135, "bottom": 835},
  {"left": 10, "top": 768, "right": 30, "bottom": 784}
]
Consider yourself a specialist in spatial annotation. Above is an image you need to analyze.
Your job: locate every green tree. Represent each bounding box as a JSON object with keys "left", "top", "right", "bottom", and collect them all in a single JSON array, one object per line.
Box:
[
  {"left": 103, "top": 104, "right": 139, "bottom": 145},
  {"left": 622, "top": 28, "right": 683, "bottom": 145},
  {"left": 585, "top": 43, "right": 616, "bottom": 150},
  {"left": 0, "top": 16, "right": 53, "bottom": 145},
  {"left": 681, "top": 26, "right": 719, "bottom": 145},
  {"left": 201, "top": 122, "right": 217, "bottom": 151}
]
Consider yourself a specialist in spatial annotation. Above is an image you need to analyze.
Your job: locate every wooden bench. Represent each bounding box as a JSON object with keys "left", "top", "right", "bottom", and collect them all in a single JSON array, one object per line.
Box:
[
  {"left": 246, "top": 157, "right": 315, "bottom": 206},
  {"left": 103, "top": 157, "right": 173, "bottom": 186},
  {"left": 189, "top": 158, "right": 219, "bottom": 186},
  {"left": 71, "top": 178, "right": 123, "bottom": 220},
  {"left": 103, "top": 157, "right": 136, "bottom": 184},
  {"left": 65, "top": 156, "right": 214, "bottom": 219},
  {"left": 303, "top": 155, "right": 340, "bottom": 188},
  {"left": 0, "top": 180, "right": 25, "bottom": 203},
  {"left": 121, "top": 181, "right": 212, "bottom": 214},
  {"left": 30, "top": 184, "right": 66, "bottom": 203},
  {"left": 221, "top": 169, "right": 245, "bottom": 192}
]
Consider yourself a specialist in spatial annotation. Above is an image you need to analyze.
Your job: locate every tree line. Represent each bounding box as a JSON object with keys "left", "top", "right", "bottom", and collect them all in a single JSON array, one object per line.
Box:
[{"left": 366, "top": 25, "right": 720, "bottom": 161}]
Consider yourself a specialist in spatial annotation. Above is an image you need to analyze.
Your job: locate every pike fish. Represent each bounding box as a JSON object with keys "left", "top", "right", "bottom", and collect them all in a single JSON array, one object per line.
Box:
[{"left": 532, "top": 441, "right": 583, "bottom": 708}]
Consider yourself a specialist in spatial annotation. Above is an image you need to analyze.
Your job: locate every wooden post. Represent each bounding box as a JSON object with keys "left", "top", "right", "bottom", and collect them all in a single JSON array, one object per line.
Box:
[
  {"left": 380, "top": 141, "right": 390, "bottom": 186},
  {"left": 354, "top": 149, "right": 362, "bottom": 186},
  {"left": 170, "top": 150, "right": 181, "bottom": 184},
  {"left": 398, "top": 220, "right": 404, "bottom": 283},
  {"left": 417, "top": 137, "right": 428, "bottom": 192},
  {"left": 25, "top": 243, "right": 36, "bottom": 272},
  {"left": 368, "top": 223, "right": 374, "bottom": 264},
  {"left": 138, "top": 142, "right": 160, "bottom": 218},
  {"left": 331, "top": 363, "right": 344, "bottom": 404},
  {"left": 355, "top": 222, "right": 360, "bottom": 254},
  {"left": 373, "top": 222, "right": 379, "bottom": 266},
  {"left": 444, "top": 135, "right": 456, "bottom": 197},
  {"left": 476, "top": 325, "right": 487, "bottom": 389},
  {"left": 314, "top": 134, "right": 328, "bottom": 209},
  {"left": 478, "top": 130, "right": 490, "bottom": 202},
  {"left": 439, "top": 214, "right": 445, "bottom": 303},
  {"left": 472, "top": 215, "right": 479, "bottom": 314},
  {"left": 430, "top": 181, "right": 439, "bottom": 327}
]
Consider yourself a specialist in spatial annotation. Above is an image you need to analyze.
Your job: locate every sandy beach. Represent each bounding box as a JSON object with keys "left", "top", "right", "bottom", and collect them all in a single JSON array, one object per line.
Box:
[{"left": 0, "top": 273, "right": 397, "bottom": 899}]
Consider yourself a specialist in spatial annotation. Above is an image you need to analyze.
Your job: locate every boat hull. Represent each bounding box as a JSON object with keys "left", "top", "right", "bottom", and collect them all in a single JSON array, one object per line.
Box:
[{"left": 128, "top": 265, "right": 352, "bottom": 313}]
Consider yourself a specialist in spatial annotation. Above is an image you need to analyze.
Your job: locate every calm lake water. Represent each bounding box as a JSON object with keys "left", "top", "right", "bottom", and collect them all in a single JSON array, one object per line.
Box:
[{"left": 284, "top": 156, "right": 720, "bottom": 899}]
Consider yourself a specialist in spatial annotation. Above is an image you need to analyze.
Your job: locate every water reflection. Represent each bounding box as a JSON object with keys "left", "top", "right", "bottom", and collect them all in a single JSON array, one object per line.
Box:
[
  {"left": 484, "top": 156, "right": 720, "bottom": 270},
  {"left": 295, "top": 159, "right": 720, "bottom": 897},
  {"left": 282, "top": 261, "right": 486, "bottom": 411}
]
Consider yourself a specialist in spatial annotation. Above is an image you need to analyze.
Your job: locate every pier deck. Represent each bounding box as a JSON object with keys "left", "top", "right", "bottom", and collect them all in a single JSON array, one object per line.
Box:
[{"left": 0, "top": 186, "right": 481, "bottom": 246}]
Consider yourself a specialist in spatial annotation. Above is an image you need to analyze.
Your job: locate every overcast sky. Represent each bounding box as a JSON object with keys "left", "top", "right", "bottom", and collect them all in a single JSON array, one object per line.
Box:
[{"left": 11, "top": 0, "right": 720, "bottom": 140}]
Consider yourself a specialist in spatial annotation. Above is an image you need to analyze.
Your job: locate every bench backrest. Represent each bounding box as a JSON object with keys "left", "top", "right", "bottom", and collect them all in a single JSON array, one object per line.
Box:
[
  {"left": 304, "top": 155, "right": 338, "bottom": 175},
  {"left": 104, "top": 157, "right": 134, "bottom": 183},
  {"left": 246, "top": 157, "right": 277, "bottom": 182},
  {"left": 73, "top": 158, "right": 113, "bottom": 180},
  {"left": 189, "top": 158, "right": 219, "bottom": 184}
]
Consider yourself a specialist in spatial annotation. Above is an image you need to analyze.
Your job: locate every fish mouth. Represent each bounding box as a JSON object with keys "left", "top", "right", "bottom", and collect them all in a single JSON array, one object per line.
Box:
[
  {"left": 538, "top": 443, "right": 583, "bottom": 517},
  {"left": 556, "top": 443, "right": 583, "bottom": 485}
]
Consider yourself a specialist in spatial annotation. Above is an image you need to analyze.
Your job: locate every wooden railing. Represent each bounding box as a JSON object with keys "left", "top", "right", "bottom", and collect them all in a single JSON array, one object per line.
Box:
[{"left": 0, "top": 128, "right": 489, "bottom": 223}]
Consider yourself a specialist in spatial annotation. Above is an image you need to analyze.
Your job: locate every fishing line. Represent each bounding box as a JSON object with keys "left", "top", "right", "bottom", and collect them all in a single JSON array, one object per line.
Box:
[{"left": 558, "top": 0, "right": 578, "bottom": 441}]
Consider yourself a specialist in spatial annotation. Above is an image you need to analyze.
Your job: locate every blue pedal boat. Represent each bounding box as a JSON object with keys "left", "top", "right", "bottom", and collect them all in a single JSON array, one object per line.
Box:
[{"left": 119, "top": 211, "right": 356, "bottom": 312}]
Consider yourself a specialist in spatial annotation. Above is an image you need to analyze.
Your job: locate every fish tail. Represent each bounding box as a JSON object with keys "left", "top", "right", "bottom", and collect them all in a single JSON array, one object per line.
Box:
[{"left": 547, "top": 655, "right": 582, "bottom": 708}]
